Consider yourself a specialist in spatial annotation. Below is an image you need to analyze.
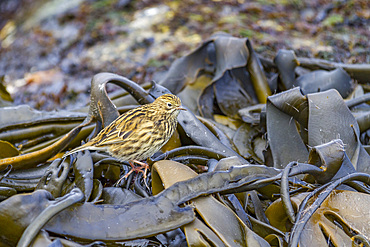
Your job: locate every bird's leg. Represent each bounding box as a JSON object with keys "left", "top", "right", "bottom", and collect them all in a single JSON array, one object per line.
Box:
[
  {"left": 131, "top": 160, "right": 149, "bottom": 178},
  {"left": 131, "top": 159, "right": 150, "bottom": 190},
  {"left": 114, "top": 160, "right": 149, "bottom": 187},
  {"left": 114, "top": 161, "right": 135, "bottom": 186},
  {"left": 129, "top": 160, "right": 150, "bottom": 190}
]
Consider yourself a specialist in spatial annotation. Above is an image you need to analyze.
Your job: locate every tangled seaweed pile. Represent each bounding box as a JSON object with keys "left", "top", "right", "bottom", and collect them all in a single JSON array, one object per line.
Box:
[{"left": 0, "top": 34, "right": 370, "bottom": 246}]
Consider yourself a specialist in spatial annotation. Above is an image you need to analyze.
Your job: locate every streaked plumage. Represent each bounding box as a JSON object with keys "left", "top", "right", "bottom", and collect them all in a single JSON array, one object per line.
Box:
[{"left": 64, "top": 94, "right": 185, "bottom": 174}]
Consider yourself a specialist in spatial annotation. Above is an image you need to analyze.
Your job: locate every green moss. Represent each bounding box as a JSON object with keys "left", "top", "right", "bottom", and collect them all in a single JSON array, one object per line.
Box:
[
  {"left": 147, "top": 58, "right": 169, "bottom": 68},
  {"left": 322, "top": 14, "right": 344, "bottom": 27},
  {"left": 239, "top": 29, "right": 254, "bottom": 38}
]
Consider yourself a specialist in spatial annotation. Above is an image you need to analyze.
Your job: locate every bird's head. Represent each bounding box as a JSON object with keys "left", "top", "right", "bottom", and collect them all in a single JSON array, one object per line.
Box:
[{"left": 154, "top": 94, "right": 186, "bottom": 117}]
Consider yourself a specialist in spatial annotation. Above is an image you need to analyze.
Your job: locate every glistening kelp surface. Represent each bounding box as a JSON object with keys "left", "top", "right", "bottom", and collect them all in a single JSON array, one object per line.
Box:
[{"left": 0, "top": 34, "right": 370, "bottom": 246}]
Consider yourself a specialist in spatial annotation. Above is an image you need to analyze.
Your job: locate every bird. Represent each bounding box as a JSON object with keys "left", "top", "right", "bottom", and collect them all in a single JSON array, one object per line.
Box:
[{"left": 63, "top": 94, "right": 186, "bottom": 183}]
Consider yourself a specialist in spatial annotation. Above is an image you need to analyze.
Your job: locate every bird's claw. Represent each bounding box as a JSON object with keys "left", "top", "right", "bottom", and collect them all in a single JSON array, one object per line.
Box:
[{"left": 114, "top": 160, "right": 149, "bottom": 188}]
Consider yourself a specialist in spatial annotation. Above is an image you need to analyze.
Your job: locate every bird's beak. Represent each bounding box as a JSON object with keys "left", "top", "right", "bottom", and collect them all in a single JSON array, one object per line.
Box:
[{"left": 177, "top": 107, "right": 187, "bottom": 111}]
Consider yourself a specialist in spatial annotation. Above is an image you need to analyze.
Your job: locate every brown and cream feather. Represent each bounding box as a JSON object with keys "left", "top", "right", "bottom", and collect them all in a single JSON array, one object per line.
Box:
[{"left": 64, "top": 94, "right": 185, "bottom": 161}]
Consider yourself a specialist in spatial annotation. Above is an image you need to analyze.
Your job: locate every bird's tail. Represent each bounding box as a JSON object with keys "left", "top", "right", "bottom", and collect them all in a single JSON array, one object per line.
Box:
[{"left": 62, "top": 142, "right": 103, "bottom": 158}]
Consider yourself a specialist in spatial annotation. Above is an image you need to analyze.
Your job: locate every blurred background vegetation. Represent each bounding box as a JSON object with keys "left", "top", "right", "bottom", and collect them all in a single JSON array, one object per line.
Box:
[{"left": 0, "top": 0, "right": 369, "bottom": 110}]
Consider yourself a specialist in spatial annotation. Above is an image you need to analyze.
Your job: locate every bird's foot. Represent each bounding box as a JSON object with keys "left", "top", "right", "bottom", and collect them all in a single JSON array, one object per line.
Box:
[
  {"left": 114, "top": 160, "right": 149, "bottom": 188},
  {"left": 129, "top": 160, "right": 149, "bottom": 179}
]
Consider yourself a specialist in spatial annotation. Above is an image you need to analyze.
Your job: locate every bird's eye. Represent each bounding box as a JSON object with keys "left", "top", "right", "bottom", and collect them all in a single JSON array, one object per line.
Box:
[{"left": 167, "top": 103, "right": 172, "bottom": 107}]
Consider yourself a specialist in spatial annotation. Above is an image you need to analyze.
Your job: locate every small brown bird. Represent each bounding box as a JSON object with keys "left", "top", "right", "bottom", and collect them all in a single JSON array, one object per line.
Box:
[{"left": 64, "top": 94, "right": 186, "bottom": 181}]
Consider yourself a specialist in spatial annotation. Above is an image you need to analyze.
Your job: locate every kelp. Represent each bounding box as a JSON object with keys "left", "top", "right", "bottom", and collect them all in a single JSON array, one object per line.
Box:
[
  {"left": 246, "top": 39, "right": 271, "bottom": 104},
  {"left": 289, "top": 172, "right": 370, "bottom": 247},
  {"left": 265, "top": 87, "right": 370, "bottom": 172},
  {"left": 296, "top": 68, "right": 353, "bottom": 97},
  {"left": 17, "top": 188, "right": 84, "bottom": 247},
  {"left": 273, "top": 49, "right": 298, "bottom": 90},
  {"left": 0, "top": 120, "right": 92, "bottom": 170},
  {"left": 0, "top": 33, "right": 369, "bottom": 246},
  {"left": 0, "top": 76, "right": 12, "bottom": 107},
  {"left": 296, "top": 57, "right": 370, "bottom": 84}
]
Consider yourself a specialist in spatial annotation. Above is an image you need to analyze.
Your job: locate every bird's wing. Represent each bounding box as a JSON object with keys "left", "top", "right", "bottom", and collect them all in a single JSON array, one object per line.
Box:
[{"left": 92, "top": 108, "right": 144, "bottom": 147}]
